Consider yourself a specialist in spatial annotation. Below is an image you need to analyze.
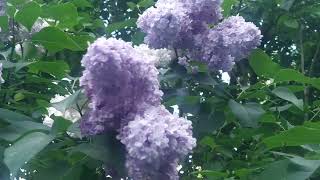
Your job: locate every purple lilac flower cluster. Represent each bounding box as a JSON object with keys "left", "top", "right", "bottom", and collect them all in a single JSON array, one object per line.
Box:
[
  {"left": 137, "top": 0, "right": 223, "bottom": 49},
  {"left": 138, "top": 0, "right": 262, "bottom": 72},
  {"left": 80, "top": 37, "right": 196, "bottom": 179},
  {"left": 118, "top": 106, "right": 196, "bottom": 179},
  {"left": 192, "top": 16, "right": 262, "bottom": 71},
  {"left": 79, "top": 37, "right": 163, "bottom": 135}
]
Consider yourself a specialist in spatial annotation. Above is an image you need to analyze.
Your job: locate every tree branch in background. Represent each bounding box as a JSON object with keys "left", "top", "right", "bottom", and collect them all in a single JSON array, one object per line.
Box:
[
  {"left": 299, "top": 26, "right": 309, "bottom": 121},
  {"left": 309, "top": 42, "right": 320, "bottom": 77}
]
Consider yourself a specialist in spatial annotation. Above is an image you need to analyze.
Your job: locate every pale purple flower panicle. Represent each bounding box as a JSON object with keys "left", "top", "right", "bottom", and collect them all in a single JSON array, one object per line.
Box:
[
  {"left": 192, "top": 16, "right": 262, "bottom": 71},
  {"left": 137, "top": 3, "right": 192, "bottom": 49},
  {"left": 137, "top": 0, "right": 223, "bottom": 49},
  {"left": 80, "top": 37, "right": 163, "bottom": 135},
  {"left": 213, "top": 16, "right": 262, "bottom": 60},
  {"left": 192, "top": 30, "right": 236, "bottom": 72},
  {"left": 126, "top": 155, "right": 179, "bottom": 180},
  {"left": 0, "top": 63, "right": 4, "bottom": 84},
  {"left": 183, "top": 0, "right": 223, "bottom": 33},
  {"left": 118, "top": 106, "right": 196, "bottom": 179}
]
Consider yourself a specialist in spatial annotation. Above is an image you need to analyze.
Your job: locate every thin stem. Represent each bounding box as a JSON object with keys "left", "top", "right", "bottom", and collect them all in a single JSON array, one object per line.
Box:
[
  {"left": 174, "top": 48, "right": 178, "bottom": 59},
  {"left": 310, "top": 108, "right": 320, "bottom": 122},
  {"left": 299, "top": 26, "right": 308, "bottom": 121},
  {"left": 309, "top": 42, "right": 320, "bottom": 77},
  {"left": 19, "top": 42, "right": 24, "bottom": 60},
  {"left": 9, "top": 19, "right": 16, "bottom": 62},
  {"left": 76, "top": 103, "right": 83, "bottom": 117},
  {"left": 299, "top": 27, "right": 305, "bottom": 74},
  {"left": 237, "top": 0, "right": 244, "bottom": 14}
]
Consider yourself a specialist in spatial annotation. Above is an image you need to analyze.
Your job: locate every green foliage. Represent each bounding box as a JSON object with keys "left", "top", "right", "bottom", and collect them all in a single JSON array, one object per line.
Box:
[{"left": 0, "top": 0, "right": 320, "bottom": 179}]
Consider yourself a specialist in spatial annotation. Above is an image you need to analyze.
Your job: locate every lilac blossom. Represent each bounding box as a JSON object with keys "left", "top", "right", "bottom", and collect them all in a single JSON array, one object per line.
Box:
[
  {"left": 118, "top": 105, "right": 196, "bottom": 179},
  {"left": 137, "top": 0, "right": 223, "bottom": 48},
  {"left": 192, "top": 16, "right": 262, "bottom": 71},
  {"left": 137, "top": 4, "right": 193, "bottom": 49},
  {"left": 182, "top": 0, "right": 223, "bottom": 33},
  {"left": 126, "top": 155, "right": 180, "bottom": 180},
  {"left": 213, "top": 16, "right": 262, "bottom": 60},
  {"left": 79, "top": 38, "right": 163, "bottom": 135}
]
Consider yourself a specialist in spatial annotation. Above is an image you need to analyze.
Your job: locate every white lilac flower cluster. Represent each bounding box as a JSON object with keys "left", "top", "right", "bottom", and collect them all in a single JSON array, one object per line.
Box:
[
  {"left": 138, "top": 0, "right": 262, "bottom": 72},
  {"left": 79, "top": 37, "right": 196, "bottom": 179}
]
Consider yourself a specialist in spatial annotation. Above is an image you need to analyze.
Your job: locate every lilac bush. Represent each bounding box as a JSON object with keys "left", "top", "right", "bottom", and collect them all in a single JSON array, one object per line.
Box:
[
  {"left": 79, "top": 37, "right": 163, "bottom": 135},
  {"left": 80, "top": 0, "right": 262, "bottom": 179}
]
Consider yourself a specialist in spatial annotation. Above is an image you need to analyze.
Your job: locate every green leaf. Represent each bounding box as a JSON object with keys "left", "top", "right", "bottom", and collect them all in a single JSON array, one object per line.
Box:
[
  {"left": 67, "top": 121, "right": 82, "bottom": 139},
  {"left": 28, "top": 61, "right": 70, "bottom": 79},
  {"left": 189, "top": 61, "right": 208, "bottom": 73},
  {"left": 6, "top": 5, "right": 16, "bottom": 17},
  {"left": 0, "top": 16, "right": 9, "bottom": 32},
  {"left": 132, "top": 30, "right": 145, "bottom": 45},
  {"left": 7, "top": 0, "right": 28, "bottom": 6},
  {"left": 4, "top": 132, "right": 54, "bottom": 176},
  {"left": 191, "top": 170, "right": 228, "bottom": 179},
  {"left": 222, "top": 0, "right": 238, "bottom": 17},
  {"left": 280, "top": 0, "right": 296, "bottom": 11},
  {"left": 196, "top": 111, "right": 225, "bottom": 133},
  {"left": 249, "top": 49, "right": 281, "bottom": 77},
  {"left": 127, "top": 2, "right": 137, "bottom": 10},
  {"left": 0, "top": 121, "right": 50, "bottom": 141},
  {"left": 72, "top": 135, "right": 125, "bottom": 173},
  {"left": 200, "top": 136, "right": 216, "bottom": 150},
  {"left": 258, "top": 156, "right": 320, "bottom": 180},
  {"left": 0, "top": 60, "right": 33, "bottom": 72},
  {"left": 272, "top": 87, "right": 303, "bottom": 110},
  {"left": 15, "top": 1, "right": 41, "bottom": 31},
  {"left": 0, "top": 147, "right": 10, "bottom": 180},
  {"left": 106, "top": 18, "right": 137, "bottom": 34},
  {"left": 72, "top": 143, "right": 111, "bottom": 163},
  {"left": 71, "top": 34, "right": 95, "bottom": 49},
  {"left": 51, "top": 90, "right": 82, "bottom": 112},
  {"left": 228, "top": 100, "right": 265, "bottom": 128},
  {"left": 137, "top": 0, "right": 155, "bottom": 8},
  {"left": 51, "top": 117, "right": 72, "bottom": 134},
  {"left": 263, "top": 123, "right": 320, "bottom": 149},
  {"left": 0, "top": 108, "right": 33, "bottom": 122},
  {"left": 44, "top": 3, "right": 78, "bottom": 28},
  {"left": 72, "top": 0, "right": 93, "bottom": 8},
  {"left": 274, "top": 69, "right": 320, "bottom": 90},
  {"left": 32, "top": 27, "right": 83, "bottom": 52},
  {"left": 283, "top": 17, "right": 299, "bottom": 29}
]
